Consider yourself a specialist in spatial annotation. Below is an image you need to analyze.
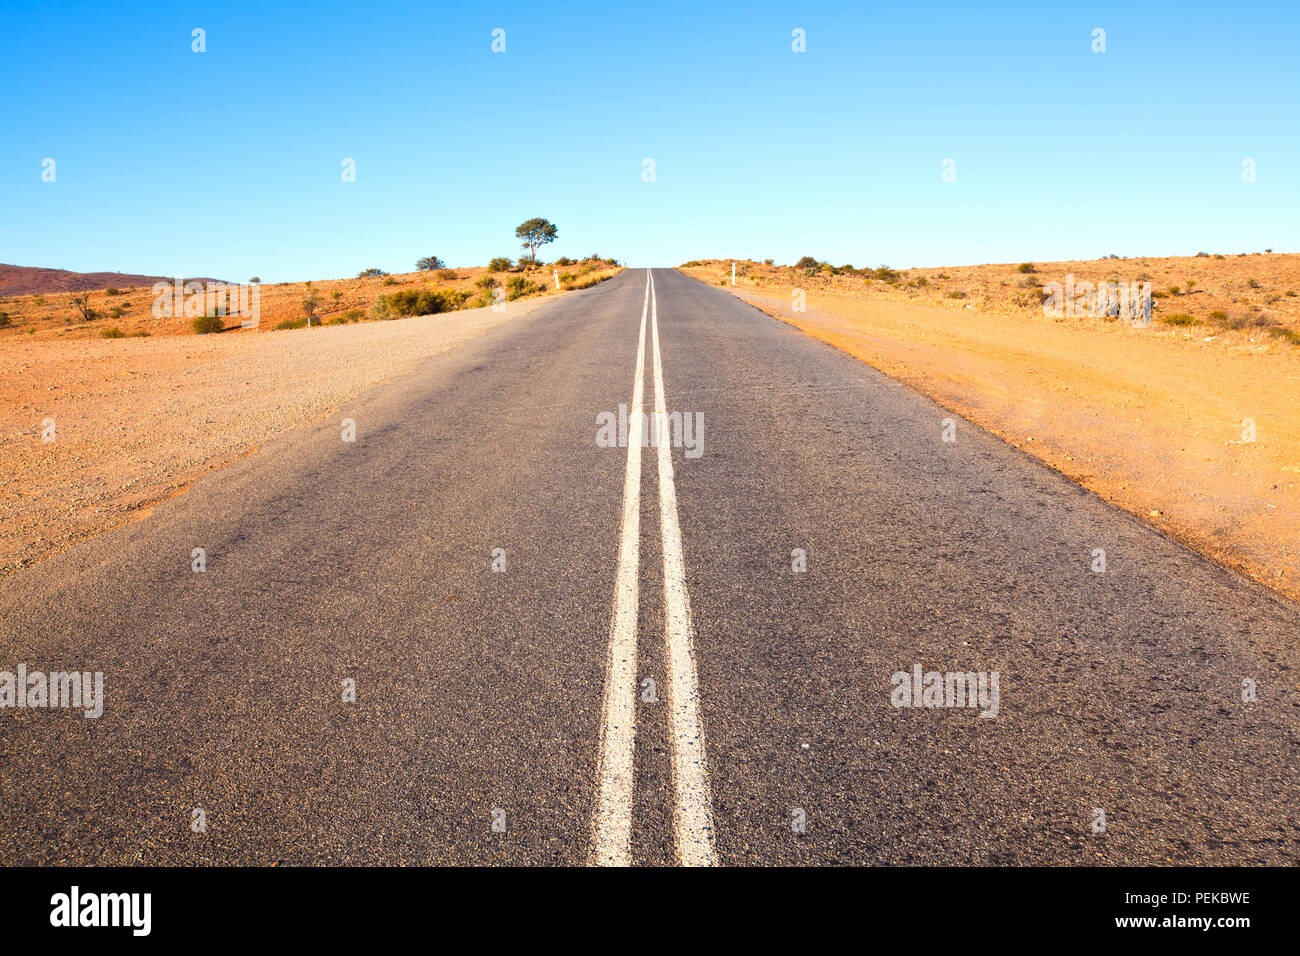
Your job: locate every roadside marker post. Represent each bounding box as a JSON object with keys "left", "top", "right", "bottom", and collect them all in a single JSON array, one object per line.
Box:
[
  {"left": 554, "top": 269, "right": 561, "bottom": 289},
  {"left": 731, "top": 262, "right": 735, "bottom": 286}
]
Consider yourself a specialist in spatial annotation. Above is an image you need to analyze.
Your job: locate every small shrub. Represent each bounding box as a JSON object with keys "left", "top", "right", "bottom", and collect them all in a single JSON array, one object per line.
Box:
[
  {"left": 1208, "top": 310, "right": 1228, "bottom": 322},
  {"left": 358, "top": 267, "right": 388, "bottom": 278},
  {"left": 436, "top": 269, "right": 458, "bottom": 281},
  {"left": 1268, "top": 327, "right": 1300, "bottom": 346},
  {"left": 274, "top": 318, "right": 308, "bottom": 330},
  {"left": 375, "top": 288, "right": 468, "bottom": 317},
  {"left": 105, "top": 287, "right": 123, "bottom": 296},
  {"left": 382, "top": 277, "right": 397, "bottom": 286},
  {"left": 33, "top": 295, "right": 46, "bottom": 306},
  {"left": 131, "top": 329, "right": 150, "bottom": 337},
  {"left": 0, "top": 312, "right": 10, "bottom": 328},
  {"left": 946, "top": 290, "right": 968, "bottom": 299},
  {"left": 794, "top": 256, "right": 820, "bottom": 269},
  {"left": 100, "top": 326, "right": 125, "bottom": 338},
  {"left": 109, "top": 306, "right": 125, "bottom": 319},
  {"left": 1161, "top": 313, "right": 1200, "bottom": 326},
  {"left": 1017, "top": 263, "right": 1036, "bottom": 273},
  {"left": 506, "top": 275, "right": 543, "bottom": 301},
  {"left": 1247, "top": 278, "right": 1260, "bottom": 289},
  {"left": 192, "top": 314, "right": 225, "bottom": 334},
  {"left": 475, "top": 275, "right": 497, "bottom": 290},
  {"left": 488, "top": 257, "right": 513, "bottom": 272}
]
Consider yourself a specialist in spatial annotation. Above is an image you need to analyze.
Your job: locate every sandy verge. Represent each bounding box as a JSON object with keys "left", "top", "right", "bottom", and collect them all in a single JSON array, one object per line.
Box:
[
  {"left": 0, "top": 296, "right": 560, "bottom": 576},
  {"left": 681, "top": 266, "right": 1300, "bottom": 605}
]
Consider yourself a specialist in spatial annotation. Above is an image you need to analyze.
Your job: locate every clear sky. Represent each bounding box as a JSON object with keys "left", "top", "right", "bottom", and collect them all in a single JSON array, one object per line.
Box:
[{"left": 2, "top": 1, "right": 1296, "bottom": 281}]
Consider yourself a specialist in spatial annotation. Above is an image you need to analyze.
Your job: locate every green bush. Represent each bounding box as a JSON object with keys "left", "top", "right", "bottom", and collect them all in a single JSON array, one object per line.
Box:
[
  {"left": 1161, "top": 313, "right": 1200, "bottom": 326},
  {"left": 191, "top": 314, "right": 225, "bottom": 334},
  {"left": 488, "top": 257, "right": 513, "bottom": 272},
  {"left": 794, "top": 256, "right": 820, "bottom": 269},
  {"left": 100, "top": 326, "right": 125, "bottom": 338},
  {"left": 274, "top": 318, "right": 308, "bottom": 330},
  {"left": 475, "top": 275, "right": 497, "bottom": 290},
  {"left": 358, "top": 268, "right": 388, "bottom": 278},
  {"left": 1017, "top": 263, "right": 1036, "bottom": 273},
  {"left": 375, "top": 288, "right": 468, "bottom": 317},
  {"left": 506, "top": 275, "right": 543, "bottom": 301},
  {"left": 436, "top": 268, "right": 458, "bottom": 280}
]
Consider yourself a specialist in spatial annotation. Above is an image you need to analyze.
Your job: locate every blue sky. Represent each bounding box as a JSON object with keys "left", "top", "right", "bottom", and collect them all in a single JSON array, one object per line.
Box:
[{"left": 1, "top": 1, "right": 1296, "bottom": 281}]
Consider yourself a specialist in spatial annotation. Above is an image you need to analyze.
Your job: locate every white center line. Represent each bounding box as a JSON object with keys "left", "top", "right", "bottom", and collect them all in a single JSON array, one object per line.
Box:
[
  {"left": 591, "top": 269, "right": 651, "bottom": 866},
  {"left": 649, "top": 270, "right": 718, "bottom": 866}
]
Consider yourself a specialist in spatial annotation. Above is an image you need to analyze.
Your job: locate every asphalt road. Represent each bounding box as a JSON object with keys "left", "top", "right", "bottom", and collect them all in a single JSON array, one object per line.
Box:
[{"left": 2, "top": 267, "right": 1298, "bottom": 865}]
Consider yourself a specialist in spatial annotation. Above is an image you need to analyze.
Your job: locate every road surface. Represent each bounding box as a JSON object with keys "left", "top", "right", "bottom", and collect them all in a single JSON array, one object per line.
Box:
[{"left": 3, "top": 268, "right": 1298, "bottom": 865}]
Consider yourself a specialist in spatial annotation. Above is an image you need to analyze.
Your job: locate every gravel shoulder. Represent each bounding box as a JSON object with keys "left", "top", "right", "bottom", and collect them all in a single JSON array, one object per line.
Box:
[{"left": 0, "top": 298, "right": 558, "bottom": 576}]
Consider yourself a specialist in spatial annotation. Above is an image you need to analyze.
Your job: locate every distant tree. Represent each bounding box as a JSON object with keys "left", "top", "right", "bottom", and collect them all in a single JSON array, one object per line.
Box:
[
  {"left": 515, "top": 218, "right": 558, "bottom": 264},
  {"left": 487, "top": 257, "right": 513, "bottom": 272},
  {"left": 302, "top": 292, "right": 321, "bottom": 327},
  {"left": 416, "top": 256, "right": 445, "bottom": 271},
  {"left": 357, "top": 268, "right": 388, "bottom": 278},
  {"left": 249, "top": 276, "right": 261, "bottom": 284},
  {"left": 59, "top": 279, "right": 98, "bottom": 322},
  {"left": 794, "top": 256, "right": 820, "bottom": 269}
]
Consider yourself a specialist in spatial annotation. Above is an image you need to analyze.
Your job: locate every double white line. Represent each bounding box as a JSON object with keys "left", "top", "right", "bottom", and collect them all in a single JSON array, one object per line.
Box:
[{"left": 592, "top": 270, "right": 717, "bottom": 867}]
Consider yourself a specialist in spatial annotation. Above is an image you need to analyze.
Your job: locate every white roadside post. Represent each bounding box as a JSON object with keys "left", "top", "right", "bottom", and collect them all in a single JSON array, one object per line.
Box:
[
  {"left": 731, "top": 262, "right": 736, "bottom": 286},
  {"left": 554, "top": 269, "right": 561, "bottom": 290}
]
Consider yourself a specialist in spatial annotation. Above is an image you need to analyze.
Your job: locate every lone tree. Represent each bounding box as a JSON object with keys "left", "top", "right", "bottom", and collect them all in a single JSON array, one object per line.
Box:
[
  {"left": 416, "top": 256, "right": 444, "bottom": 271},
  {"left": 515, "top": 218, "right": 557, "bottom": 264}
]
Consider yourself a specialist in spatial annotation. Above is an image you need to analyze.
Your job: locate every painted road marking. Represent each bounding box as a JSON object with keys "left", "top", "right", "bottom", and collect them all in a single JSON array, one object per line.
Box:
[
  {"left": 591, "top": 269, "right": 651, "bottom": 866},
  {"left": 649, "top": 271, "right": 718, "bottom": 866}
]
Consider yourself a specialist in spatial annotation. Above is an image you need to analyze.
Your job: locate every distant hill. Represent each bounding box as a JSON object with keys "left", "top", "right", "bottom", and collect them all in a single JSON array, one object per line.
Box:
[{"left": 0, "top": 263, "right": 226, "bottom": 298}]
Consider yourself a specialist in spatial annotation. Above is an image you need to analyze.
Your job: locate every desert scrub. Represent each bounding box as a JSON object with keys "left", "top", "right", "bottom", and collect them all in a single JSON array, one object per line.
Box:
[
  {"left": 946, "top": 290, "right": 968, "bottom": 299},
  {"left": 506, "top": 275, "right": 543, "bottom": 301},
  {"left": 191, "top": 314, "right": 225, "bottom": 334},
  {"left": 375, "top": 288, "right": 468, "bottom": 317},
  {"left": 100, "top": 326, "right": 125, "bottom": 338},
  {"left": 1160, "top": 313, "right": 1200, "bottom": 326},
  {"left": 273, "top": 318, "right": 308, "bottom": 330}
]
